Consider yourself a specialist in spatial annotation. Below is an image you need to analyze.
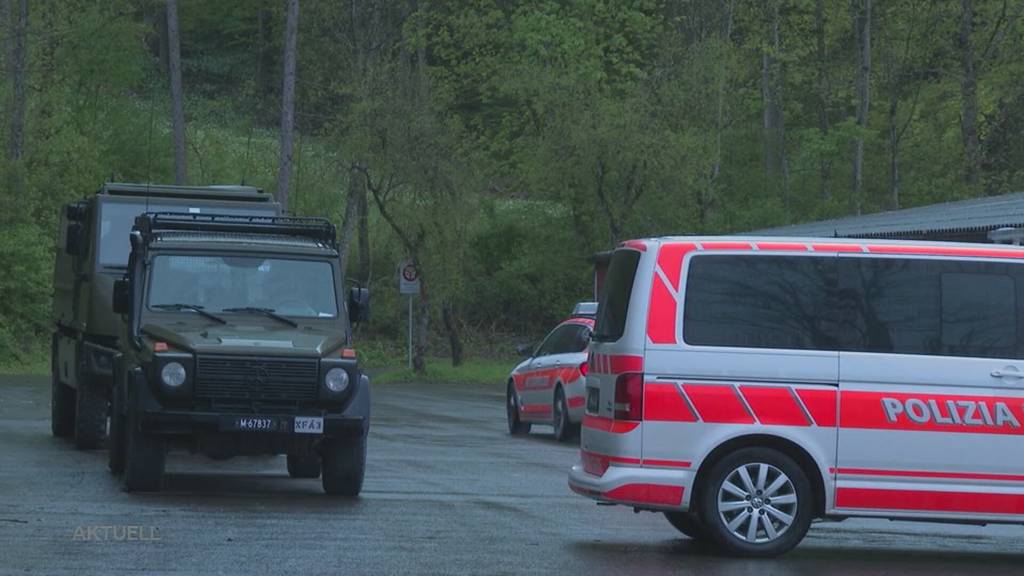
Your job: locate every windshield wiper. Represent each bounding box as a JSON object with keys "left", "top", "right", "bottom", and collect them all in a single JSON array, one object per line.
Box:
[
  {"left": 221, "top": 307, "right": 299, "bottom": 328},
  {"left": 151, "top": 303, "right": 227, "bottom": 324}
]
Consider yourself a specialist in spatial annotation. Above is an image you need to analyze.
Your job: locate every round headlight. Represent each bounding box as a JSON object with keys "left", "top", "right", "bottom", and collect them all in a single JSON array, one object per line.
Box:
[
  {"left": 160, "top": 362, "right": 187, "bottom": 388},
  {"left": 325, "top": 367, "right": 350, "bottom": 393}
]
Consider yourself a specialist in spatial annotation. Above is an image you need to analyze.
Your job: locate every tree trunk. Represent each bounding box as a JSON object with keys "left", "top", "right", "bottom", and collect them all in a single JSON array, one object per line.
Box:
[
  {"left": 337, "top": 167, "right": 363, "bottom": 282},
  {"left": 8, "top": 0, "right": 27, "bottom": 164},
  {"left": 816, "top": 0, "right": 832, "bottom": 201},
  {"left": 166, "top": 0, "right": 187, "bottom": 185},
  {"left": 276, "top": 0, "right": 299, "bottom": 210},
  {"left": 852, "top": 0, "right": 871, "bottom": 215},
  {"left": 1, "top": 0, "right": 10, "bottom": 151},
  {"left": 959, "top": 0, "right": 980, "bottom": 187},
  {"left": 700, "top": 0, "right": 735, "bottom": 231},
  {"left": 442, "top": 299, "right": 463, "bottom": 367},
  {"left": 888, "top": 96, "right": 900, "bottom": 209},
  {"left": 357, "top": 180, "right": 370, "bottom": 284},
  {"left": 762, "top": 0, "right": 789, "bottom": 210},
  {"left": 413, "top": 263, "right": 429, "bottom": 374}
]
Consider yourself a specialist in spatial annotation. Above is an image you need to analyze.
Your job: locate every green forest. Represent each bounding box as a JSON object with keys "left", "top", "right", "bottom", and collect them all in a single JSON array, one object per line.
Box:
[{"left": 2, "top": 0, "right": 1024, "bottom": 370}]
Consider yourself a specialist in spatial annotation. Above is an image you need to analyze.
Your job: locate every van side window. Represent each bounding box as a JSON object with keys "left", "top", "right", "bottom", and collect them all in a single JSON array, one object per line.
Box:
[
  {"left": 838, "top": 258, "right": 1019, "bottom": 359},
  {"left": 683, "top": 255, "right": 838, "bottom": 351}
]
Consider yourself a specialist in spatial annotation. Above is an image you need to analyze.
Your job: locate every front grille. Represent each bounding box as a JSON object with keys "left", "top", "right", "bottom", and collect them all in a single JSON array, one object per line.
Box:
[{"left": 195, "top": 355, "right": 319, "bottom": 405}]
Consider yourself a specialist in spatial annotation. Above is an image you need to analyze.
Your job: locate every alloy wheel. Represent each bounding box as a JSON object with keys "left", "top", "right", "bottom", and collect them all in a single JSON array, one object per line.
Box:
[{"left": 717, "top": 462, "right": 798, "bottom": 544}]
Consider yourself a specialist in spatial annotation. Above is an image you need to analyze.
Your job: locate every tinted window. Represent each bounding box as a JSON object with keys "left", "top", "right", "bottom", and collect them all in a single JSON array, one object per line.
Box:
[
  {"left": 683, "top": 255, "right": 838, "bottom": 351},
  {"left": 99, "top": 201, "right": 276, "bottom": 267},
  {"left": 593, "top": 250, "right": 641, "bottom": 342},
  {"left": 535, "top": 324, "right": 590, "bottom": 357},
  {"left": 839, "top": 258, "right": 1020, "bottom": 359}
]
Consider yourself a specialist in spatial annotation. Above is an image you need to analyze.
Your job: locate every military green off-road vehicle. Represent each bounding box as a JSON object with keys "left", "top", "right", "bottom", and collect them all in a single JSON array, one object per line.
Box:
[
  {"left": 52, "top": 183, "right": 280, "bottom": 449},
  {"left": 108, "top": 213, "right": 370, "bottom": 494}
]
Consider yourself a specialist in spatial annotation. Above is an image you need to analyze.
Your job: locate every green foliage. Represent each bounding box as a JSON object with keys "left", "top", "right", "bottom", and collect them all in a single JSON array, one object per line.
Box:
[{"left": 3, "top": 0, "right": 1024, "bottom": 374}]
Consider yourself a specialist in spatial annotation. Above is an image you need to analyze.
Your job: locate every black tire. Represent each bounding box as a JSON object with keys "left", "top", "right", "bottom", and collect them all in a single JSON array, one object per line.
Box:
[
  {"left": 51, "top": 340, "right": 75, "bottom": 438},
  {"left": 73, "top": 372, "right": 107, "bottom": 450},
  {"left": 321, "top": 435, "right": 366, "bottom": 496},
  {"left": 696, "top": 447, "right": 814, "bottom": 558},
  {"left": 287, "top": 453, "right": 322, "bottom": 479},
  {"left": 664, "top": 511, "right": 707, "bottom": 540},
  {"left": 108, "top": 377, "right": 126, "bottom": 475},
  {"left": 552, "top": 386, "right": 577, "bottom": 442},
  {"left": 122, "top": 409, "right": 165, "bottom": 492},
  {"left": 507, "top": 382, "right": 531, "bottom": 436}
]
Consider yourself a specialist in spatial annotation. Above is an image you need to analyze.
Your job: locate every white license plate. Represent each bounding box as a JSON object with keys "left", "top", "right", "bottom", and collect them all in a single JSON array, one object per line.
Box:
[
  {"left": 294, "top": 416, "right": 324, "bottom": 434},
  {"left": 235, "top": 417, "right": 277, "bottom": 432}
]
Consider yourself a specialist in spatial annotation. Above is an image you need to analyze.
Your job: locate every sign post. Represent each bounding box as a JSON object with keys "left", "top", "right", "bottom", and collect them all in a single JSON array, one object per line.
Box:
[{"left": 398, "top": 260, "right": 421, "bottom": 370}]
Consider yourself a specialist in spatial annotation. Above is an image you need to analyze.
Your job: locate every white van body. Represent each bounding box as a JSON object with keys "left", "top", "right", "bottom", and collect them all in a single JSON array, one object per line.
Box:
[{"left": 568, "top": 237, "right": 1024, "bottom": 556}]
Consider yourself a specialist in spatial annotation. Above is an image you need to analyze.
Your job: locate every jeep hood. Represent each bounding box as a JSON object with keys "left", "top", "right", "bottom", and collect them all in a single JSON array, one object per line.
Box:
[{"left": 141, "top": 322, "right": 345, "bottom": 356}]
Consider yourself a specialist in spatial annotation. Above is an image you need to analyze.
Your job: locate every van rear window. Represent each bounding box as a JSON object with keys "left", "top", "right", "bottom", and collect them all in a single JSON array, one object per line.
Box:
[{"left": 593, "top": 250, "right": 641, "bottom": 342}]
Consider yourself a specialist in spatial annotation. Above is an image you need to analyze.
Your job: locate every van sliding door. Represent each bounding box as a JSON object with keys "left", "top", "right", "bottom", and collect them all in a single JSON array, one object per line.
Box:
[{"left": 834, "top": 256, "right": 1024, "bottom": 521}]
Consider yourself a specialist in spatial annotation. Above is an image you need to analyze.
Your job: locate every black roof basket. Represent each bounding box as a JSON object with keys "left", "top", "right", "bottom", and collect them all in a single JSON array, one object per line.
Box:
[{"left": 134, "top": 212, "right": 337, "bottom": 248}]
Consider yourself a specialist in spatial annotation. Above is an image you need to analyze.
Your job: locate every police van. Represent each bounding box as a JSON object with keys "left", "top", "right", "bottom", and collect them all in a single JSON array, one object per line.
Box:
[{"left": 568, "top": 236, "right": 1024, "bottom": 556}]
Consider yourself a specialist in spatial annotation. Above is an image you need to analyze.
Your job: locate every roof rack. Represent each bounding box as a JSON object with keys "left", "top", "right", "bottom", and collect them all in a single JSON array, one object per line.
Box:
[
  {"left": 133, "top": 212, "right": 337, "bottom": 248},
  {"left": 99, "top": 182, "right": 271, "bottom": 202}
]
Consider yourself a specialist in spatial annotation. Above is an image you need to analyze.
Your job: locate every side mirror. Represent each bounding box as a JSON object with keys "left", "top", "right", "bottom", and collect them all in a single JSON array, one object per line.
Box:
[
  {"left": 348, "top": 287, "right": 370, "bottom": 323},
  {"left": 515, "top": 344, "right": 534, "bottom": 358},
  {"left": 65, "top": 223, "right": 84, "bottom": 256},
  {"left": 112, "top": 279, "right": 131, "bottom": 315},
  {"left": 65, "top": 202, "right": 86, "bottom": 222}
]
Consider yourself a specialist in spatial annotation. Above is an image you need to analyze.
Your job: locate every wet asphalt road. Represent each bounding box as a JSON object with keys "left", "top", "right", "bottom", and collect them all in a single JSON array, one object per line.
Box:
[{"left": 1, "top": 374, "right": 1023, "bottom": 575}]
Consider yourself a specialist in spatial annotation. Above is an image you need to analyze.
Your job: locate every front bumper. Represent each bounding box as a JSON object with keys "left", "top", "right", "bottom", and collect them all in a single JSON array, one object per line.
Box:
[
  {"left": 140, "top": 410, "right": 366, "bottom": 438},
  {"left": 568, "top": 463, "right": 695, "bottom": 511}
]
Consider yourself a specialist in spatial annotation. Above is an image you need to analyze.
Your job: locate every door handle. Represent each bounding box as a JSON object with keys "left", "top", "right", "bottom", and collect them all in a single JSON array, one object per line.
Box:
[{"left": 991, "top": 367, "right": 1024, "bottom": 379}]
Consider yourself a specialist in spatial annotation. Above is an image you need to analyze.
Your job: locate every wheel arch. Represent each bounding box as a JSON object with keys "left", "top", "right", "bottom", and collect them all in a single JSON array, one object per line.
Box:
[{"left": 691, "top": 434, "right": 827, "bottom": 519}]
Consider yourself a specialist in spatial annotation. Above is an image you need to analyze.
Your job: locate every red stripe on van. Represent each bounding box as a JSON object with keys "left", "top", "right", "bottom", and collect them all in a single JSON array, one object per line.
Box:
[
  {"left": 836, "top": 487, "right": 1024, "bottom": 515},
  {"left": 656, "top": 242, "right": 697, "bottom": 291},
  {"left": 839, "top": 391, "right": 1024, "bottom": 436},
  {"left": 796, "top": 388, "right": 838, "bottom": 427},
  {"left": 866, "top": 244, "right": 1024, "bottom": 259},
  {"left": 835, "top": 467, "right": 1024, "bottom": 483},
  {"left": 755, "top": 242, "right": 809, "bottom": 252},
  {"left": 643, "top": 383, "right": 697, "bottom": 422},
  {"left": 739, "top": 386, "right": 810, "bottom": 426},
  {"left": 604, "top": 483, "right": 684, "bottom": 506},
  {"left": 642, "top": 458, "right": 692, "bottom": 468},
  {"left": 608, "top": 355, "right": 643, "bottom": 373},
  {"left": 620, "top": 240, "right": 648, "bottom": 252},
  {"left": 683, "top": 384, "right": 755, "bottom": 424},
  {"left": 581, "top": 450, "right": 642, "bottom": 476},
  {"left": 811, "top": 243, "right": 864, "bottom": 252},
  {"left": 582, "top": 414, "right": 640, "bottom": 434},
  {"left": 701, "top": 241, "right": 753, "bottom": 251},
  {"left": 646, "top": 275, "right": 677, "bottom": 345}
]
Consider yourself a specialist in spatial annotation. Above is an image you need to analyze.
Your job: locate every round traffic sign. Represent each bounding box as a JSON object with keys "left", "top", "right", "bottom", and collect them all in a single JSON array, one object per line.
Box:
[{"left": 402, "top": 263, "right": 419, "bottom": 282}]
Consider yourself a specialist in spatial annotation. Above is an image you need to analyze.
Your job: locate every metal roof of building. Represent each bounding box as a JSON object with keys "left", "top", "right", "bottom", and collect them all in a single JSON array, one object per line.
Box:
[{"left": 750, "top": 192, "right": 1024, "bottom": 239}]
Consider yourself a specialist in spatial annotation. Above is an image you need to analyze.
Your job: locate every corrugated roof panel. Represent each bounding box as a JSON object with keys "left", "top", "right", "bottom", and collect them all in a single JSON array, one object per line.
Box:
[{"left": 752, "top": 192, "right": 1024, "bottom": 238}]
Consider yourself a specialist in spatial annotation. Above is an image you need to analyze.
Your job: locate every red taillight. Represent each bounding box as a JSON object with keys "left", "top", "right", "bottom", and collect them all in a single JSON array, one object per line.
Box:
[
  {"left": 613, "top": 372, "right": 644, "bottom": 421},
  {"left": 579, "top": 361, "right": 588, "bottom": 377}
]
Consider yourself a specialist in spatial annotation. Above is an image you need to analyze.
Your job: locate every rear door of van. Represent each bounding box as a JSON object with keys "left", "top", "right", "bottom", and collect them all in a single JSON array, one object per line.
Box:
[
  {"left": 583, "top": 245, "right": 651, "bottom": 471},
  {"left": 834, "top": 254, "right": 1024, "bottom": 521}
]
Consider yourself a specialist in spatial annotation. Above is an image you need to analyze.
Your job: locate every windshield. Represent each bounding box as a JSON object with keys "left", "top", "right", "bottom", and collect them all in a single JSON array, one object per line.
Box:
[
  {"left": 146, "top": 255, "right": 338, "bottom": 318},
  {"left": 99, "top": 201, "right": 276, "bottom": 267}
]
